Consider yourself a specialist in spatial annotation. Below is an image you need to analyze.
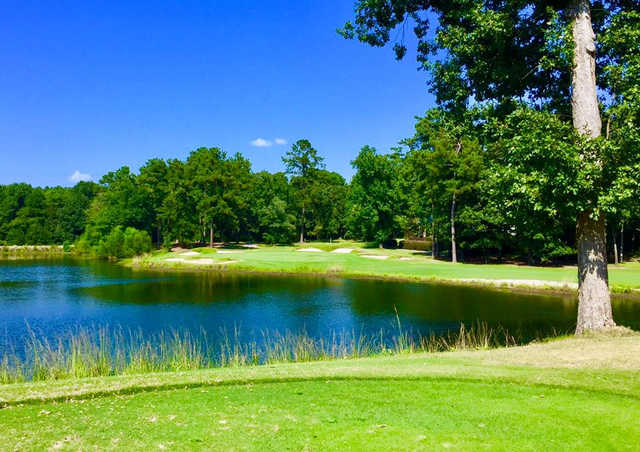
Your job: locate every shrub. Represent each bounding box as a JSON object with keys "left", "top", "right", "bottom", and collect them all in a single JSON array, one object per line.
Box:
[{"left": 96, "top": 227, "right": 152, "bottom": 259}]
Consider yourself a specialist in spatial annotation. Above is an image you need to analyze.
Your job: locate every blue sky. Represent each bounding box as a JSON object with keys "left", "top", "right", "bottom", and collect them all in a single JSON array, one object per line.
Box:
[{"left": 0, "top": 1, "right": 434, "bottom": 186}]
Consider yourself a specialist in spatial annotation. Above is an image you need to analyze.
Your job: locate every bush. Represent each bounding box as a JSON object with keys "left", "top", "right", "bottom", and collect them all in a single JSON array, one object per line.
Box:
[
  {"left": 96, "top": 227, "right": 152, "bottom": 259},
  {"left": 123, "top": 227, "right": 152, "bottom": 256}
]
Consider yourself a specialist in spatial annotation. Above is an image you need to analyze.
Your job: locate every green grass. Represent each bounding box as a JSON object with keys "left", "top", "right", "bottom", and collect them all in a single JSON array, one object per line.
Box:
[
  {"left": 1, "top": 334, "right": 639, "bottom": 450},
  {"left": 131, "top": 243, "right": 640, "bottom": 293},
  {"left": 0, "top": 323, "right": 520, "bottom": 384}
]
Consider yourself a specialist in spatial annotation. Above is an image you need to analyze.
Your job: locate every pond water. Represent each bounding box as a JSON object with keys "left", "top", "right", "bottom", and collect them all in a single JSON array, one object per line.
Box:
[{"left": 1, "top": 259, "right": 639, "bottom": 354}]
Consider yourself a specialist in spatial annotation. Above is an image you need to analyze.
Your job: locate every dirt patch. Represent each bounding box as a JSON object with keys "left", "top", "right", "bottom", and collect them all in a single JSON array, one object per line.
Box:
[{"left": 462, "top": 330, "right": 640, "bottom": 370}]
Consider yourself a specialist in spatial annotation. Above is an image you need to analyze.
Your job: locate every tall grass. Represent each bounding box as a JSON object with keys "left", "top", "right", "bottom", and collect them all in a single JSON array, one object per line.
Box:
[{"left": 0, "top": 322, "right": 546, "bottom": 384}]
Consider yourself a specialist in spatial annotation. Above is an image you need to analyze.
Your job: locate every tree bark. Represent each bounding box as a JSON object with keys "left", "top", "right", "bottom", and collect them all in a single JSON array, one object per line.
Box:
[
  {"left": 300, "top": 206, "right": 305, "bottom": 243},
  {"left": 450, "top": 192, "right": 457, "bottom": 264},
  {"left": 620, "top": 223, "right": 624, "bottom": 264},
  {"left": 571, "top": 0, "right": 615, "bottom": 333},
  {"left": 431, "top": 203, "right": 436, "bottom": 259},
  {"left": 209, "top": 222, "right": 214, "bottom": 248},
  {"left": 576, "top": 212, "right": 615, "bottom": 333},
  {"left": 613, "top": 227, "right": 619, "bottom": 265}
]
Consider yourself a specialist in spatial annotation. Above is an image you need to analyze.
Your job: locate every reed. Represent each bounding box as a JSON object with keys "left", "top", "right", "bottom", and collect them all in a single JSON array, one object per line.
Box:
[{"left": 0, "top": 322, "right": 559, "bottom": 384}]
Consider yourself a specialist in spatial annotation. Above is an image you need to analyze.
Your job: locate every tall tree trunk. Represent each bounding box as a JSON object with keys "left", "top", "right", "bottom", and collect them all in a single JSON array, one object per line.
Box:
[
  {"left": 434, "top": 220, "right": 439, "bottom": 258},
  {"left": 300, "top": 206, "right": 305, "bottom": 243},
  {"left": 450, "top": 192, "right": 457, "bottom": 264},
  {"left": 209, "top": 222, "right": 214, "bottom": 248},
  {"left": 613, "top": 226, "right": 619, "bottom": 265},
  {"left": 571, "top": 0, "right": 615, "bottom": 333},
  {"left": 620, "top": 223, "right": 624, "bottom": 264},
  {"left": 431, "top": 202, "right": 436, "bottom": 259}
]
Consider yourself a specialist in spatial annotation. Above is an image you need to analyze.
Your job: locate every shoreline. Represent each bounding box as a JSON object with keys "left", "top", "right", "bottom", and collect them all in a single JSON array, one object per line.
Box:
[{"left": 127, "top": 258, "right": 640, "bottom": 299}]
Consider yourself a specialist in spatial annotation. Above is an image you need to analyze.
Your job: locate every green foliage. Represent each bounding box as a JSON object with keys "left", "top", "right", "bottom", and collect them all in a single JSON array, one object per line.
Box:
[
  {"left": 260, "top": 197, "right": 296, "bottom": 244},
  {"left": 347, "top": 146, "right": 402, "bottom": 244},
  {"left": 0, "top": 182, "right": 98, "bottom": 246},
  {"left": 93, "top": 227, "right": 152, "bottom": 259}
]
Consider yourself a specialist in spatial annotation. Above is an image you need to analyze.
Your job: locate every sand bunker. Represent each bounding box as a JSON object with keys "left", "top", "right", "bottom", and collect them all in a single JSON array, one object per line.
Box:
[
  {"left": 241, "top": 244, "right": 259, "bottom": 249},
  {"left": 399, "top": 257, "right": 414, "bottom": 261},
  {"left": 217, "top": 250, "right": 239, "bottom": 254},
  {"left": 331, "top": 248, "right": 354, "bottom": 254},
  {"left": 180, "top": 251, "right": 200, "bottom": 256},
  {"left": 297, "top": 248, "right": 323, "bottom": 252},
  {"left": 361, "top": 255, "right": 389, "bottom": 260}
]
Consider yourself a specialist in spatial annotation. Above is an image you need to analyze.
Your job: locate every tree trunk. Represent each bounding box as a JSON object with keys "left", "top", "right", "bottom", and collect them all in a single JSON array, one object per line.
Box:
[
  {"left": 431, "top": 224, "right": 436, "bottom": 259},
  {"left": 431, "top": 203, "right": 436, "bottom": 259},
  {"left": 209, "top": 222, "right": 214, "bottom": 248},
  {"left": 433, "top": 220, "right": 438, "bottom": 258},
  {"left": 613, "top": 226, "right": 619, "bottom": 265},
  {"left": 620, "top": 223, "right": 624, "bottom": 264},
  {"left": 300, "top": 206, "right": 305, "bottom": 243},
  {"left": 576, "top": 212, "right": 615, "bottom": 333},
  {"left": 571, "top": 0, "right": 615, "bottom": 333},
  {"left": 450, "top": 192, "right": 457, "bottom": 264}
]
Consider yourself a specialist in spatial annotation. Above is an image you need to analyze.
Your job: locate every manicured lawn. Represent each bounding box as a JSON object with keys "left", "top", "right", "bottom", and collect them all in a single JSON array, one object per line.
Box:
[
  {"left": 133, "top": 243, "right": 640, "bottom": 292},
  {"left": 1, "top": 335, "right": 639, "bottom": 450}
]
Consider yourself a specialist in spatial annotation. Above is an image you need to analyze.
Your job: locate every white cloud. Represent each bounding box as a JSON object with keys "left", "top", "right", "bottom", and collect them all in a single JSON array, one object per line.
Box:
[
  {"left": 274, "top": 138, "right": 287, "bottom": 145},
  {"left": 69, "top": 170, "right": 92, "bottom": 183},
  {"left": 251, "top": 138, "right": 272, "bottom": 147}
]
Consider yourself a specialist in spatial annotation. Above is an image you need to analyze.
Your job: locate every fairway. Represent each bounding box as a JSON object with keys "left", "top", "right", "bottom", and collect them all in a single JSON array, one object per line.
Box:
[
  {"left": 2, "top": 334, "right": 639, "bottom": 450},
  {"left": 136, "top": 245, "right": 640, "bottom": 293}
]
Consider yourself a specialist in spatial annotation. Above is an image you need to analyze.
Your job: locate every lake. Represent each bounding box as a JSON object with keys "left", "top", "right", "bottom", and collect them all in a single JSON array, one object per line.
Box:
[{"left": 1, "top": 259, "right": 639, "bottom": 355}]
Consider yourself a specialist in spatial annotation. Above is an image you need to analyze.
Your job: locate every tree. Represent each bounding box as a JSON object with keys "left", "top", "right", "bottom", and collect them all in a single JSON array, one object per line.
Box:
[
  {"left": 250, "top": 171, "right": 292, "bottom": 242},
  {"left": 308, "top": 171, "right": 348, "bottom": 241},
  {"left": 341, "top": 0, "right": 640, "bottom": 333},
  {"left": 282, "top": 139, "right": 325, "bottom": 243},
  {"left": 347, "top": 146, "right": 401, "bottom": 246},
  {"left": 185, "top": 148, "right": 253, "bottom": 246},
  {"left": 404, "top": 109, "right": 484, "bottom": 263},
  {"left": 260, "top": 197, "right": 297, "bottom": 244},
  {"left": 138, "top": 158, "right": 169, "bottom": 246}
]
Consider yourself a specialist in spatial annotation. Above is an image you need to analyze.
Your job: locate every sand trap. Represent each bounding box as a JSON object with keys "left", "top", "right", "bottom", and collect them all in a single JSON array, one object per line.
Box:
[
  {"left": 165, "top": 258, "right": 186, "bottom": 263},
  {"left": 242, "top": 244, "right": 259, "bottom": 249},
  {"left": 297, "top": 248, "right": 323, "bottom": 252},
  {"left": 331, "top": 248, "right": 354, "bottom": 254},
  {"left": 180, "top": 251, "right": 200, "bottom": 256},
  {"left": 361, "top": 255, "right": 389, "bottom": 260},
  {"left": 399, "top": 257, "right": 414, "bottom": 261},
  {"left": 217, "top": 250, "right": 239, "bottom": 254}
]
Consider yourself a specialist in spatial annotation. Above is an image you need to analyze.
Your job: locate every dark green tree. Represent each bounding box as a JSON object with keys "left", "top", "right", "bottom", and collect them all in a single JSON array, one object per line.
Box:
[
  {"left": 348, "top": 146, "right": 401, "bottom": 246},
  {"left": 282, "top": 139, "right": 325, "bottom": 243}
]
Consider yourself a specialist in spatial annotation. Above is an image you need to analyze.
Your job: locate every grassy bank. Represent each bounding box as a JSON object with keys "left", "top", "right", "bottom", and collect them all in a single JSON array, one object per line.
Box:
[
  {"left": 1, "top": 333, "right": 638, "bottom": 450},
  {"left": 130, "top": 243, "right": 640, "bottom": 294},
  {"left": 0, "top": 245, "right": 66, "bottom": 259},
  {"left": 0, "top": 323, "right": 521, "bottom": 384}
]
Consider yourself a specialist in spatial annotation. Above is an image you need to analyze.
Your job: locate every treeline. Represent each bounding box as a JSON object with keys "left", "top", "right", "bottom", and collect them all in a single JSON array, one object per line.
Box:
[{"left": 1, "top": 126, "right": 639, "bottom": 263}]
